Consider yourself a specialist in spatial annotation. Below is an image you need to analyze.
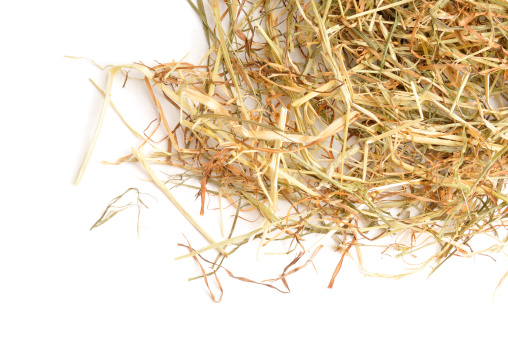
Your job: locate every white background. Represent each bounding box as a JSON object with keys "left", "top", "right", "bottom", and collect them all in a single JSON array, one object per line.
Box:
[{"left": 1, "top": 1, "right": 507, "bottom": 336}]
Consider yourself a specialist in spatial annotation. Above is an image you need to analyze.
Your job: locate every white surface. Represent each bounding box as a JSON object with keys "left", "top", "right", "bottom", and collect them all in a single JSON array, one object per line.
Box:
[{"left": 1, "top": 1, "right": 507, "bottom": 336}]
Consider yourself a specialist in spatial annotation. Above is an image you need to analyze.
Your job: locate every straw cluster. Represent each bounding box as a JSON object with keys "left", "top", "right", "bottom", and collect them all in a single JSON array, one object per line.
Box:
[{"left": 78, "top": 0, "right": 508, "bottom": 295}]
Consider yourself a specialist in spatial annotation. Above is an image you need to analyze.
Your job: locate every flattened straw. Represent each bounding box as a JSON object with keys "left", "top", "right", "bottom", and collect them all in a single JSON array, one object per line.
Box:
[
  {"left": 410, "top": 81, "right": 424, "bottom": 120},
  {"left": 328, "top": 238, "right": 356, "bottom": 289},
  {"left": 347, "top": 0, "right": 413, "bottom": 19},
  {"left": 75, "top": 67, "right": 116, "bottom": 185}
]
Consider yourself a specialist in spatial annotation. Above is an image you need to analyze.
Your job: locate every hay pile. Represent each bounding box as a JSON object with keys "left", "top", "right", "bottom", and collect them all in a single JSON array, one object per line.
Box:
[{"left": 77, "top": 0, "right": 508, "bottom": 297}]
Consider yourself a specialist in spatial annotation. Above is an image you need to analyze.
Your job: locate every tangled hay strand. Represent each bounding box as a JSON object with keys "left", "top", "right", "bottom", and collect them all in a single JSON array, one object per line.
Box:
[{"left": 78, "top": 0, "right": 508, "bottom": 297}]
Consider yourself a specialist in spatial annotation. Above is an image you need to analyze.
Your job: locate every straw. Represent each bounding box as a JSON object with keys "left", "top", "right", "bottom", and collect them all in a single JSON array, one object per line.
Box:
[{"left": 78, "top": 0, "right": 508, "bottom": 299}]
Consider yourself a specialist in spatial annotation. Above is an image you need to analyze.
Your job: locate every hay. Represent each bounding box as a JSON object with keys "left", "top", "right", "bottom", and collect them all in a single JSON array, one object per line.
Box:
[{"left": 77, "top": 0, "right": 508, "bottom": 298}]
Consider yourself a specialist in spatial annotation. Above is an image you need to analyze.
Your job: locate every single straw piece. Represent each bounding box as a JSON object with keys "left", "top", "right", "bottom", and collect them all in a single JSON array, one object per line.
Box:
[{"left": 132, "top": 147, "right": 228, "bottom": 256}]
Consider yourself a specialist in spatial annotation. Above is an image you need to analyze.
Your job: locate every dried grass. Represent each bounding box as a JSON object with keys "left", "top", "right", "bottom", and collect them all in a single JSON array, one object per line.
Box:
[{"left": 77, "top": 0, "right": 508, "bottom": 299}]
